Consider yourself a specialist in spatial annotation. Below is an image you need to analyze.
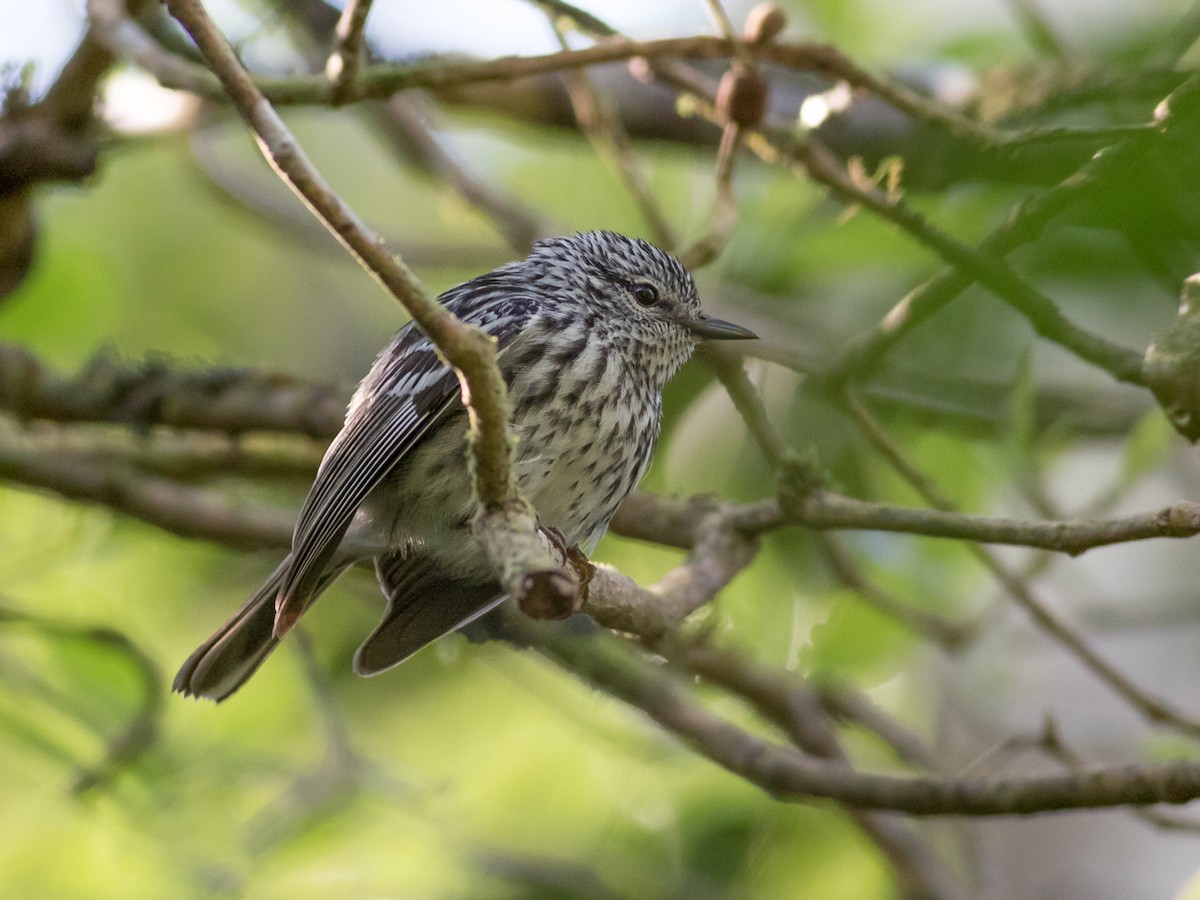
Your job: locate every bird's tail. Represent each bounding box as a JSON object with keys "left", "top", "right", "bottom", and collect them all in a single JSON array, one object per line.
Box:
[
  {"left": 352, "top": 551, "right": 503, "bottom": 676},
  {"left": 173, "top": 554, "right": 351, "bottom": 702}
]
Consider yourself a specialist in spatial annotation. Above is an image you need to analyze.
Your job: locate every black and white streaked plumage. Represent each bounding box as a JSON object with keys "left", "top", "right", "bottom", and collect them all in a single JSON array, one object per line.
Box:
[{"left": 174, "top": 231, "right": 756, "bottom": 701}]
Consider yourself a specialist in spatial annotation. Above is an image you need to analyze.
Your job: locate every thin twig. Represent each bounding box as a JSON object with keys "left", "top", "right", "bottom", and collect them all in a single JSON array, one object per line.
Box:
[
  {"left": 745, "top": 490, "right": 1200, "bottom": 557},
  {"left": 674, "top": 639, "right": 846, "bottom": 756},
  {"left": 816, "top": 533, "right": 977, "bottom": 649},
  {"left": 789, "top": 139, "right": 1147, "bottom": 388},
  {"left": 839, "top": 390, "right": 1200, "bottom": 740},
  {"left": 294, "top": 630, "right": 363, "bottom": 771},
  {"left": 1156, "top": 0, "right": 1200, "bottom": 65},
  {"left": 701, "top": 0, "right": 740, "bottom": 47},
  {"left": 529, "top": 0, "right": 617, "bottom": 36},
  {"left": 816, "top": 680, "right": 940, "bottom": 771},
  {"left": 983, "top": 717, "right": 1200, "bottom": 834},
  {"left": 371, "top": 95, "right": 548, "bottom": 252},
  {"left": 187, "top": 117, "right": 521, "bottom": 263},
  {"left": 1005, "top": 0, "right": 1069, "bottom": 59},
  {"left": 679, "top": 122, "right": 742, "bottom": 269},
  {"left": 244, "top": 630, "right": 378, "bottom": 853},
  {"left": 695, "top": 344, "right": 788, "bottom": 469},
  {"left": 326, "top": 0, "right": 374, "bottom": 104},
  {"left": 676, "top": 639, "right": 967, "bottom": 898},
  {"left": 548, "top": 22, "right": 679, "bottom": 249},
  {"left": 270, "top": 2, "right": 548, "bottom": 252},
  {"left": 826, "top": 75, "right": 1197, "bottom": 384}
]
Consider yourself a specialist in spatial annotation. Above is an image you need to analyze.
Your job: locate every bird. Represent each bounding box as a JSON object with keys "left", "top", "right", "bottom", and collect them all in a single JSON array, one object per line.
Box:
[{"left": 173, "top": 231, "right": 756, "bottom": 701}]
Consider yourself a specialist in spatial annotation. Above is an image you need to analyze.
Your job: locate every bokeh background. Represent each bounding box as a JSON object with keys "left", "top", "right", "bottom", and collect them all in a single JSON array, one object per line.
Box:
[{"left": 6, "top": 0, "right": 1200, "bottom": 897}]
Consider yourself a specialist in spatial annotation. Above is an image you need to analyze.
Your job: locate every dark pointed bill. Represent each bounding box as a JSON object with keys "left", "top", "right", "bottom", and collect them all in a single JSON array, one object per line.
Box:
[{"left": 683, "top": 314, "right": 758, "bottom": 341}]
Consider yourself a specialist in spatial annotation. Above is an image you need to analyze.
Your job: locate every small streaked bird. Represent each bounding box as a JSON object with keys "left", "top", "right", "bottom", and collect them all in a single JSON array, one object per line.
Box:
[{"left": 174, "top": 231, "right": 756, "bottom": 701}]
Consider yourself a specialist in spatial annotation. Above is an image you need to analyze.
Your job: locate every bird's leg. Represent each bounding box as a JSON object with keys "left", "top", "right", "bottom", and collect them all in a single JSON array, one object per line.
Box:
[{"left": 548, "top": 525, "right": 596, "bottom": 593}]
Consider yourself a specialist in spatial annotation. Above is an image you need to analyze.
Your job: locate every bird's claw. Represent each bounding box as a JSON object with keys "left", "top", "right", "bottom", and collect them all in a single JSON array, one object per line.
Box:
[{"left": 544, "top": 525, "right": 595, "bottom": 591}]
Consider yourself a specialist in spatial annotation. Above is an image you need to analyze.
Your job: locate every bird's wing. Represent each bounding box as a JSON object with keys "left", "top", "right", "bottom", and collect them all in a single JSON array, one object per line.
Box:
[{"left": 275, "top": 299, "right": 534, "bottom": 632}]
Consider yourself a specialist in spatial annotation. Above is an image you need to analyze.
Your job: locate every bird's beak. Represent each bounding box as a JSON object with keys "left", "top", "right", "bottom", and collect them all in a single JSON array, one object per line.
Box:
[{"left": 683, "top": 314, "right": 758, "bottom": 341}]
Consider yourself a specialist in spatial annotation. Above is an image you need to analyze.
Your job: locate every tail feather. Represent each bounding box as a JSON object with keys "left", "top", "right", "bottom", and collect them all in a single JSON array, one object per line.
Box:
[
  {"left": 173, "top": 555, "right": 350, "bottom": 702},
  {"left": 353, "top": 552, "right": 503, "bottom": 676},
  {"left": 176, "top": 551, "right": 504, "bottom": 698}
]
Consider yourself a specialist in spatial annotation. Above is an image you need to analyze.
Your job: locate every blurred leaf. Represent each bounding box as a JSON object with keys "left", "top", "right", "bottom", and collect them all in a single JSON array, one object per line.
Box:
[
  {"left": 802, "top": 589, "right": 915, "bottom": 682},
  {"left": 1117, "top": 409, "right": 1176, "bottom": 489}
]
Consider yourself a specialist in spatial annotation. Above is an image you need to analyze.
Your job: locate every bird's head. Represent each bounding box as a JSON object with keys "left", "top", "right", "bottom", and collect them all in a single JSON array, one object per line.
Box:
[{"left": 528, "top": 231, "right": 757, "bottom": 348}]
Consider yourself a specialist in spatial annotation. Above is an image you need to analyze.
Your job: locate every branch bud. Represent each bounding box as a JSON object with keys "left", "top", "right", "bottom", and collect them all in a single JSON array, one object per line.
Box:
[
  {"left": 716, "top": 63, "right": 768, "bottom": 128},
  {"left": 743, "top": 3, "right": 787, "bottom": 47},
  {"left": 1144, "top": 274, "right": 1200, "bottom": 441}
]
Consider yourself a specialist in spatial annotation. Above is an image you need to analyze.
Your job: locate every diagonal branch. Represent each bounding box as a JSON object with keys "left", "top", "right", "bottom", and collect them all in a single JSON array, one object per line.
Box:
[
  {"left": 790, "top": 139, "right": 1148, "bottom": 387},
  {"left": 525, "top": 621, "right": 1200, "bottom": 815},
  {"left": 676, "top": 638, "right": 966, "bottom": 898},
  {"left": 160, "top": 0, "right": 573, "bottom": 610},
  {"left": 548, "top": 19, "right": 679, "bottom": 249}
]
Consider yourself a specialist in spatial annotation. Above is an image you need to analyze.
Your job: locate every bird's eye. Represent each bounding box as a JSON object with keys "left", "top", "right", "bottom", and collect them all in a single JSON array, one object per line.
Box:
[{"left": 632, "top": 283, "right": 660, "bottom": 306}]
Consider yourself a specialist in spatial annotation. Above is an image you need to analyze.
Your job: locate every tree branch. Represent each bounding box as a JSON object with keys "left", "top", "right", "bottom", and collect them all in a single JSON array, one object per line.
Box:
[
  {"left": 527, "top": 622, "right": 1200, "bottom": 815},
  {"left": 7, "top": 347, "right": 1200, "bottom": 560},
  {"left": 325, "top": 0, "right": 375, "bottom": 104},
  {"left": 790, "top": 139, "right": 1148, "bottom": 387},
  {"left": 0, "top": 435, "right": 297, "bottom": 548},
  {"left": 676, "top": 638, "right": 967, "bottom": 898},
  {"left": 836, "top": 390, "right": 1200, "bottom": 739},
  {"left": 160, "top": 0, "right": 576, "bottom": 616},
  {"left": 0, "top": 343, "right": 347, "bottom": 436}
]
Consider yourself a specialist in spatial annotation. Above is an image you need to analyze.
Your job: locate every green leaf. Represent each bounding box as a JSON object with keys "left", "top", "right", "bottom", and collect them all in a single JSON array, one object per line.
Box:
[
  {"left": 1118, "top": 410, "right": 1176, "bottom": 489},
  {"left": 801, "top": 590, "right": 914, "bottom": 683}
]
